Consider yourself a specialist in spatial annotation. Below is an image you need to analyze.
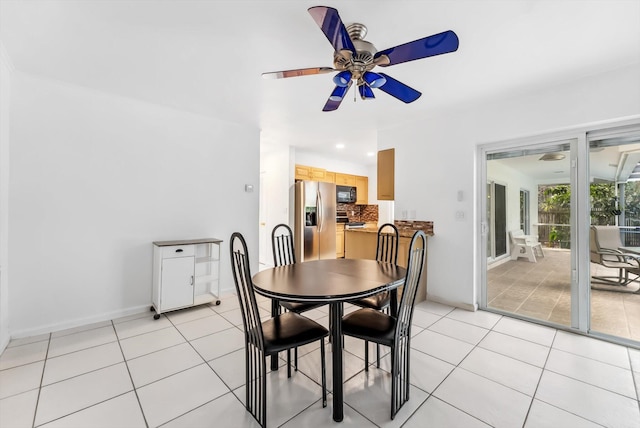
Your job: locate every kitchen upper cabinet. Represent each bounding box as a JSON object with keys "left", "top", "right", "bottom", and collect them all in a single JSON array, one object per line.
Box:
[
  {"left": 325, "top": 171, "right": 336, "bottom": 183},
  {"left": 355, "top": 175, "right": 368, "bottom": 204},
  {"left": 295, "top": 164, "right": 327, "bottom": 181},
  {"left": 296, "top": 165, "right": 366, "bottom": 193},
  {"left": 335, "top": 173, "right": 356, "bottom": 186},
  {"left": 377, "top": 148, "right": 394, "bottom": 200}
]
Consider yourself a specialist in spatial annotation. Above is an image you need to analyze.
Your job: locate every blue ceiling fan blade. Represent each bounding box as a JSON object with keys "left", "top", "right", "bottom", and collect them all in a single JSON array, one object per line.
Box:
[
  {"left": 374, "top": 30, "right": 459, "bottom": 67},
  {"left": 323, "top": 81, "right": 353, "bottom": 111},
  {"left": 377, "top": 73, "right": 421, "bottom": 103},
  {"left": 308, "top": 6, "right": 356, "bottom": 55},
  {"left": 359, "top": 84, "right": 375, "bottom": 100}
]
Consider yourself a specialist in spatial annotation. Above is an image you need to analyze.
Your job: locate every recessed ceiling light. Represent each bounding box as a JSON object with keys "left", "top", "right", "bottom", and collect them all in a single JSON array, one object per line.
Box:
[
  {"left": 336, "top": 143, "right": 345, "bottom": 149},
  {"left": 539, "top": 153, "right": 566, "bottom": 161},
  {"left": 367, "top": 152, "right": 375, "bottom": 157}
]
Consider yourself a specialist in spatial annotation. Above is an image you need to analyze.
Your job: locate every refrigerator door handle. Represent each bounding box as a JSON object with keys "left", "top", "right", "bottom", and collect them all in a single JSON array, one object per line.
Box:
[{"left": 317, "top": 191, "right": 323, "bottom": 232}]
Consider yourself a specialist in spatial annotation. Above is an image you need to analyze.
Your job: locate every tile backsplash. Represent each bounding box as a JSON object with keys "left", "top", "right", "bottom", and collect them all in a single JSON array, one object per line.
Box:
[
  {"left": 337, "top": 203, "right": 378, "bottom": 223},
  {"left": 395, "top": 220, "right": 434, "bottom": 236}
]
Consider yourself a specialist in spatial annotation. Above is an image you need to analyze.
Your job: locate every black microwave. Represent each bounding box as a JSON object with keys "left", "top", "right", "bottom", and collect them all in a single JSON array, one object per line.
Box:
[{"left": 336, "top": 185, "right": 357, "bottom": 203}]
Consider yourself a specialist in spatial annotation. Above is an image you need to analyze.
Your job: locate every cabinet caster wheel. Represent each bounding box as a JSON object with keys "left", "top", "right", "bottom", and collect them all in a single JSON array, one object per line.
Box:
[
  {"left": 149, "top": 306, "right": 155, "bottom": 312},
  {"left": 215, "top": 300, "right": 221, "bottom": 305},
  {"left": 153, "top": 314, "right": 160, "bottom": 320}
]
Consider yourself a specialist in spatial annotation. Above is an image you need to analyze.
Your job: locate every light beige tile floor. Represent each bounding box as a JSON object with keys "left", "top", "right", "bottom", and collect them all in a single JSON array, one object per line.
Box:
[
  {"left": 0, "top": 293, "right": 639, "bottom": 427},
  {"left": 488, "top": 248, "right": 640, "bottom": 341}
]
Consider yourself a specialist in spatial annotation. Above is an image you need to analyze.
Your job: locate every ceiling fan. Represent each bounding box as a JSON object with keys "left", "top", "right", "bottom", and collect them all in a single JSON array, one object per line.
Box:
[{"left": 262, "top": 6, "right": 459, "bottom": 112}]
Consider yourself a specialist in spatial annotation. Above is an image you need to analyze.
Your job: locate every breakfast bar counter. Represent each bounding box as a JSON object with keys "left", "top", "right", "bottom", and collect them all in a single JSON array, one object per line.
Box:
[{"left": 344, "top": 220, "right": 433, "bottom": 302}]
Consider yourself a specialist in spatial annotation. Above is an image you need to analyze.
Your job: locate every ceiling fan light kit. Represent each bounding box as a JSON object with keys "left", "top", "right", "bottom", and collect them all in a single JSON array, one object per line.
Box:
[
  {"left": 539, "top": 153, "right": 566, "bottom": 161},
  {"left": 262, "top": 6, "right": 459, "bottom": 111}
]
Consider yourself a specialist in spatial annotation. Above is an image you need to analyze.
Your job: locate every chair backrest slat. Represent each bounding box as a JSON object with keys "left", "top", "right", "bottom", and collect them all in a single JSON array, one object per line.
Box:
[
  {"left": 394, "top": 230, "right": 427, "bottom": 344},
  {"left": 272, "top": 224, "right": 296, "bottom": 267},
  {"left": 230, "top": 232, "right": 265, "bottom": 350},
  {"left": 376, "top": 223, "right": 399, "bottom": 264}
]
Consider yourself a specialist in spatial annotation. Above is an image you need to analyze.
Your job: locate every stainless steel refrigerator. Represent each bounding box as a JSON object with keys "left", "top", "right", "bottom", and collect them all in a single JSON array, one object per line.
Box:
[{"left": 294, "top": 180, "right": 337, "bottom": 262}]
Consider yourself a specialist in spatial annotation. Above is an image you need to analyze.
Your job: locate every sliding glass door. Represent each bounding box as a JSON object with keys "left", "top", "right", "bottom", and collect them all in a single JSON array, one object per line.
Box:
[
  {"left": 483, "top": 140, "right": 574, "bottom": 328},
  {"left": 587, "top": 129, "right": 640, "bottom": 343},
  {"left": 479, "top": 121, "right": 640, "bottom": 346}
]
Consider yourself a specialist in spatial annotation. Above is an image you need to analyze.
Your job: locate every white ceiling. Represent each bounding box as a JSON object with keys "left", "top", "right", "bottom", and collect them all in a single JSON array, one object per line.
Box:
[{"left": 1, "top": 0, "right": 639, "bottom": 165}]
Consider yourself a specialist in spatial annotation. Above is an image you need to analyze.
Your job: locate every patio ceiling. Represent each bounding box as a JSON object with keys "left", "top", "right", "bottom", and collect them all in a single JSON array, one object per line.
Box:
[{"left": 491, "top": 138, "right": 640, "bottom": 184}]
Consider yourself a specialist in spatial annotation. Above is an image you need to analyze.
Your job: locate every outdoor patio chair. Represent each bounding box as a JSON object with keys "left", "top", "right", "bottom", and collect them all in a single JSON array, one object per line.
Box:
[
  {"left": 509, "top": 229, "right": 544, "bottom": 262},
  {"left": 590, "top": 225, "right": 640, "bottom": 291}
]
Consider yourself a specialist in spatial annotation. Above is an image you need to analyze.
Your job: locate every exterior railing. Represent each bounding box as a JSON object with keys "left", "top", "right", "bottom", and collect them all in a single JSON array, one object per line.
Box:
[
  {"left": 533, "top": 224, "right": 640, "bottom": 248},
  {"left": 620, "top": 226, "right": 640, "bottom": 246}
]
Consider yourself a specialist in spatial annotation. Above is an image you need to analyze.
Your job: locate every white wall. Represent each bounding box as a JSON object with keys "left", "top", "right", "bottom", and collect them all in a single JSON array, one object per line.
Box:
[
  {"left": 488, "top": 161, "right": 540, "bottom": 254},
  {"left": 9, "top": 72, "right": 260, "bottom": 337},
  {"left": 380, "top": 63, "right": 640, "bottom": 309},
  {"left": 260, "top": 146, "right": 294, "bottom": 266},
  {"left": 294, "top": 150, "right": 371, "bottom": 177},
  {"left": 0, "top": 42, "right": 12, "bottom": 350}
]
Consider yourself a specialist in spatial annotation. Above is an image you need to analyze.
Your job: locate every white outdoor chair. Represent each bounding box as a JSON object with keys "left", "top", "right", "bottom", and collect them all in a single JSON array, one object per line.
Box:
[{"left": 509, "top": 229, "right": 544, "bottom": 263}]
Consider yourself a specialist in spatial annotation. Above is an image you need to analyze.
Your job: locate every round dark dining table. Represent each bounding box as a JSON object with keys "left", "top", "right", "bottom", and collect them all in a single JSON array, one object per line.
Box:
[{"left": 252, "top": 258, "right": 406, "bottom": 422}]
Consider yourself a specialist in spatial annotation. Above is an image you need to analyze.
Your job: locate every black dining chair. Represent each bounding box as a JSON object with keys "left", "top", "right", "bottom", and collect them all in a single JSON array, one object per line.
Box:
[
  {"left": 272, "top": 224, "right": 325, "bottom": 367},
  {"left": 230, "top": 232, "right": 328, "bottom": 428},
  {"left": 341, "top": 230, "right": 426, "bottom": 420},
  {"left": 350, "top": 223, "right": 399, "bottom": 367}
]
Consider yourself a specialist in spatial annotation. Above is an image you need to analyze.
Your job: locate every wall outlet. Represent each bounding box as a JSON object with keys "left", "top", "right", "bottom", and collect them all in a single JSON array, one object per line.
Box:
[{"left": 455, "top": 211, "right": 465, "bottom": 220}]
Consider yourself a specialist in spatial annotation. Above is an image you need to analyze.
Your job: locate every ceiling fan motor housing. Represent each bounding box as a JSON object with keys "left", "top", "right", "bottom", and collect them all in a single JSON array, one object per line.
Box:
[{"left": 333, "top": 23, "right": 377, "bottom": 81}]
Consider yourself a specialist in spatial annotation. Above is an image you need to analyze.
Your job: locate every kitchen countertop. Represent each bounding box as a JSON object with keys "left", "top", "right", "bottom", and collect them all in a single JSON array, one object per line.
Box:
[{"left": 345, "top": 226, "right": 432, "bottom": 238}]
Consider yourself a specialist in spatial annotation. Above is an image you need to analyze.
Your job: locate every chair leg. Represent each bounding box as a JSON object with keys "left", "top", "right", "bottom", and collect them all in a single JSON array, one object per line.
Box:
[
  {"left": 287, "top": 349, "right": 291, "bottom": 378},
  {"left": 320, "top": 339, "right": 327, "bottom": 407},
  {"left": 364, "top": 340, "right": 369, "bottom": 371},
  {"left": 376, "top": 344, "right": 381, "bottom": 368},
  {"left": 525, "top": 246, "right": 537, "bottom": 262},
  {"left": 295, "top": 347, "right": 298, "bottom": 371}
]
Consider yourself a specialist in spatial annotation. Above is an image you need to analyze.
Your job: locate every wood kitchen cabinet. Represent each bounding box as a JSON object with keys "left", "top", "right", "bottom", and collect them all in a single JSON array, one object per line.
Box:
[
  {"left": 325, "top": 171, "right": 336, "bottom": 183},
  {"left": 336, "top": 224, "right": 345, "bottom": 258},
  {"left": 295, "top": 164, "right": 327, "bottom": 181},
  {"left": 335, "top": 173, "right": 356, "bottom": 186},
  {"left": 345, "top": 230, "right": 427, "bottom": 302},
  {"left": 355, "top": 175, "right": 368, "bottom": 204},
  {"left": 377, "top": 148, "right": 395, "bottom": 200}
]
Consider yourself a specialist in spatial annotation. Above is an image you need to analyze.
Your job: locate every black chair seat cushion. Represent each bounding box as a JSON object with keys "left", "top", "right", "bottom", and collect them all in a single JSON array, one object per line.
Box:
[
  {"left": 342, "top": 308, "right": 396, "bottom": 347},
  {"left": 260, "top": 312, "right": 328, "bottom": 354},
  {"left": 280, "top": 301, "right": 324, "bottom": 313},
  {"left": 352, "top": 291, "right": 390, "bottom": 310}
]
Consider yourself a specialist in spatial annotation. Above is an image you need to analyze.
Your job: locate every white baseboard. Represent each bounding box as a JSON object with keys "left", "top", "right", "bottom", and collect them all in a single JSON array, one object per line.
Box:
[
  {"left": 426, "top": 295, "right": 477, "bottom": 312},
  {"left": 0, "top": 334, "right": 9, "bottom": 356},
  {"left": 10, "top": 304, "right": 150, "bottom": 339}
]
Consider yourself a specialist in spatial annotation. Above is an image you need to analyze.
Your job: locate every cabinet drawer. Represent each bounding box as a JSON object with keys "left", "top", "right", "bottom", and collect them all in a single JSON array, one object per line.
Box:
[{"left": 161, "top": 245, "right": 195, "bottom": 258}]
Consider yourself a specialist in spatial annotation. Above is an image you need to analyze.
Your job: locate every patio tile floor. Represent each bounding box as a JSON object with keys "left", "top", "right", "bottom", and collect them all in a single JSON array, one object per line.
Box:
[{"left": 488, "top": 248, "right": 640, "bottom": 342}]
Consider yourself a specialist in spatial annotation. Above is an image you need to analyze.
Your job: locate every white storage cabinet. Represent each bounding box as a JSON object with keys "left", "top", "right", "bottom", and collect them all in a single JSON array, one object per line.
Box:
[{"left": 151, "top": 238, "right": 222, "bottom": 319}]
